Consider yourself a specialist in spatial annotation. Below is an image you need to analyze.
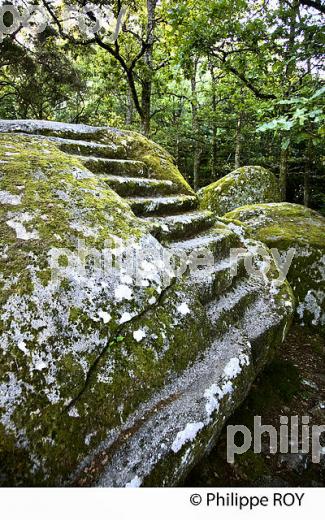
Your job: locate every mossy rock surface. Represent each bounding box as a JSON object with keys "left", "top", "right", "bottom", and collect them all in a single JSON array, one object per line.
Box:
[
  {"left": 224, "top": 203, "right": 325, "bottom": 331},
  {"left": 198, "top": 165, "right": 281, "bottom": 215},
  {"left": 0, "top": 133, "right": 201, "bottom": 484},
  {"left": 0, "top": 124, "right": 295, "bottom": 487},
  {"left": 0, "top": 119, "right": 194, "bottom": 196}
]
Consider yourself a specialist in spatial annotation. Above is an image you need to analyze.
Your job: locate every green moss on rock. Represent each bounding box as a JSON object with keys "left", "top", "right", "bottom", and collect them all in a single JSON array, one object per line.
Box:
[
  {"left": 224, "top": 203, "right": 325, "bottom": 331},
  {"left": 0, "top": 120, "right": 194, "bottom": 197},
  {"left": 0, "top": 123, "right": 295, "bottom": 487},
  {"left": 0, "top": 133, "right": 189, "bottom": 484},
  {"left": 198, "top": 166, "right": 281, "bottom": 216},
  {"left": 110, "top": 129, "right": 194, "bottom": 195}
]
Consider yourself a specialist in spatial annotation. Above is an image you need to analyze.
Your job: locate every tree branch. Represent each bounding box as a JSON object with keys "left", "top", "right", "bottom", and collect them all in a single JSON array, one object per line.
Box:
[{"left": 212, "top": 51, "right": 276, "bottom": 100}]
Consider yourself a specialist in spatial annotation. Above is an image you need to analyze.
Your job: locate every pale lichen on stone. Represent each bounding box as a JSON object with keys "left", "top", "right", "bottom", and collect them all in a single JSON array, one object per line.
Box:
[
  {"left": 198, "top": 165, "right": 281, "bottom": 216},
  {"left": 0, "top": 123, "right": 296, "bottom": 486},
  {"left": 225, "top": 203, "right": 325, "bottom": 330}
]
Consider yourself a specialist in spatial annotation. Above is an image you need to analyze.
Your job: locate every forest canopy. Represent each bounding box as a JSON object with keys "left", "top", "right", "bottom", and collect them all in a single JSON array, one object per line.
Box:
[{"left": 0, "top": 0, "right": 324, "bottom": 210}]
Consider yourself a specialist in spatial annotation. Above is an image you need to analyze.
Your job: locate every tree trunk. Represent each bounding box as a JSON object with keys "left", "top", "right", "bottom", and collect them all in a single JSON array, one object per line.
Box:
[
  {"left": 303, "top": 11, "right": 313, "bottom": 207},
  {"left": 278, "top": 0, "right": 299, "bottom": 201},
  {"left": 234, "top": 112, "right": 243, "bottom": 169},
  {"left": 304, "top": 138, "right": 312, "bottom": 207},
  {"left": 193, "top": 148, "right": 202, "bottom": 192},
  {"left": 211, "top": 123, "right": 217, "bottom": 179},
  {"left": 191, "top": 57, "right": 201, "bottom": 191},
  {"left": 279, "top": 146, "right": 288, "bottom": 201},
  {"left": 285, "top": 0, "right": 299, "bottom": 83},
  {"left": 304, "top": 167, "right": 310, "bottom": 208},
  {"left": 209, "top": 61, "right": 217, "bottom": 179},
  {"left": 173, "top": 112, "right": 180, "bottom": 165},
  {"left": 141, "top": 83, "right": 151, "bottom": 136},
  {"left": 140, "top": 0, "right": 157, "bottom": 137},
  {"left": 126, "top": 86, "right": 133, "bottom": 125}
]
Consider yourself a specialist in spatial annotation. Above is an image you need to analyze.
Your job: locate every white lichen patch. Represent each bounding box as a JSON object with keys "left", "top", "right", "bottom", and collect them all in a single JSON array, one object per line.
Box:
[
  {"left": 98, "top": 310, "right": 111, "bottom": 324},
  {"left": 125, "top": 475, "right": 142, "bottom": 488},
  {"left": 6, "top": 212, "right": 39, "bottom": 240},
  {"left": 68, "top": 407, "right": 80, "bottom": 418},
  {"left": 70, "top": 221, "right": 100, "bottom": 238},
  {"left": 119, "top": 312, "right": 133, "bottom": 324},
  {"left": 171, "top": 422, "right": 204, "bottom": 453},
  {"left": 114, "top": 284, "right": 133, "bottom": 302},
  {"left": 177, "top": 302, "right": 191, "bottom": 316},
  {"left": 18, "top": 340, "right": 29, "bottom": 355},
  {"left": 0, "top": 372, "right": 25, "bottom": 431},
  {"left": 224, "top": 353, "right": 249, "bottom": 379},
  {"left": 204, "top": 381, "right": 233, "bottom": 418},
  {"left": 297, "top": 290, "right": 324, "bottom": 326},
  {"left": 85, "top": 431, "right": 97, "bottom": 446},
  {"left": 204, "top": 351, "right": 250, "bottom": 418},
  {"left": 133, "top": 329, "right": 146, "bottom": 342},
  {"left": 0, "top": 190, "right": 22, "bottom": 205}
]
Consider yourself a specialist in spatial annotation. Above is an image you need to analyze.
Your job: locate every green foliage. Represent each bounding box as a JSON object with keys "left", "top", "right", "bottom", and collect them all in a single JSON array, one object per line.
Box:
[
  {"left": 0, "top": 0, "right": 324, "bottom": 209},
  {"left": 257, "top": 87, "right": 325, "bottom": 146},
  {"left": 0, "top": 36, "right": 85, "bottom": 120}
]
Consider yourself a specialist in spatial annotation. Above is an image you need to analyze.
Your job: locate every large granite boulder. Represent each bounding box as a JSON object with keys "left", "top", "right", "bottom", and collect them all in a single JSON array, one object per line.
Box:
[
  {"left": 224, "top": 203, "right": 325, "bottom": 332},
  {"left": 0, "top": 119, "right": 193, "bottom": 195},
  {"left": 0, "top": 122, "right": 294, "bottom": 486},
  {"left": 198, "top": 165, "right": 281, "bottom": 216}
]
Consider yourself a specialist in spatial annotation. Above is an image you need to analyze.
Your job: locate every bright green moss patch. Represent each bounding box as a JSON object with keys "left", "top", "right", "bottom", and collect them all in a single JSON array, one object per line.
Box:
[
  {"left": 198, "top": 166, "right": 281, "bottom": 215},
  {"left": 0, "top": 134, "right": 147, "bottom": 244},
  {"left": 226, "top": 202, "right": 325, "bottom": 249},
  {"left": 102, "top": 128, "right": 194, "bottom": 195}
]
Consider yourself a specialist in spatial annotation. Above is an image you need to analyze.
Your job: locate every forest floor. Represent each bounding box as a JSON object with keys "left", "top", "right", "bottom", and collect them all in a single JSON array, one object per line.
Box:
[{"left": 184, "top": 324, "right": 325, "bottom": 487}]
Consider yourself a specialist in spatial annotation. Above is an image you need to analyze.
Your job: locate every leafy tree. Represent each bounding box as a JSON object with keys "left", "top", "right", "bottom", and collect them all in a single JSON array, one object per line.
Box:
[
  {"left": 0, "top": 34, "right": 84, "bottom": 119},
  {"left": 0, "top": 0, "right": 323, "bottom": 210}
]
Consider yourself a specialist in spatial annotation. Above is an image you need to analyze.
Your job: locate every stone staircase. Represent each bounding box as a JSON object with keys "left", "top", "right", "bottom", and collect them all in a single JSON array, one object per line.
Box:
[
  {"left": 44, "top": 135, "right": 240, "bottom": 268},
  {"left": 0, "top": 121, "right": 294, "bottom": 487},
  {"left": 36, "top": 130, "right": 289, "bottom": 369}
]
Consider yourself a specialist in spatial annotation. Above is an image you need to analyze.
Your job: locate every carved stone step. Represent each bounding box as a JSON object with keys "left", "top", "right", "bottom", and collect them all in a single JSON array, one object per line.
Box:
[
  {"left": 206, "top": 277, "right": 264, "bottom": 333},
  {"left": 47, "top": 137, "right": 126, "bottom": 159},
  {"left": 74, "top": 155, "right": 147, "bottom": 177},
  {"left": 168, "top": 222, "right": 241, "bottom": 262},
  {"left": 95, "top": 288, "right": 291, "bottom": 487},
  {"left": 142, "top": 210, "right": 216, "bottom": 242},
  {"left": 190, "top": 256, "right": 248, "bottom": 304},
  {"left": 99, "top": 175, "right": 180, "bottom": 197},
  {"left": 127, "top": 194, "right": 198, "bottom": 216}
]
